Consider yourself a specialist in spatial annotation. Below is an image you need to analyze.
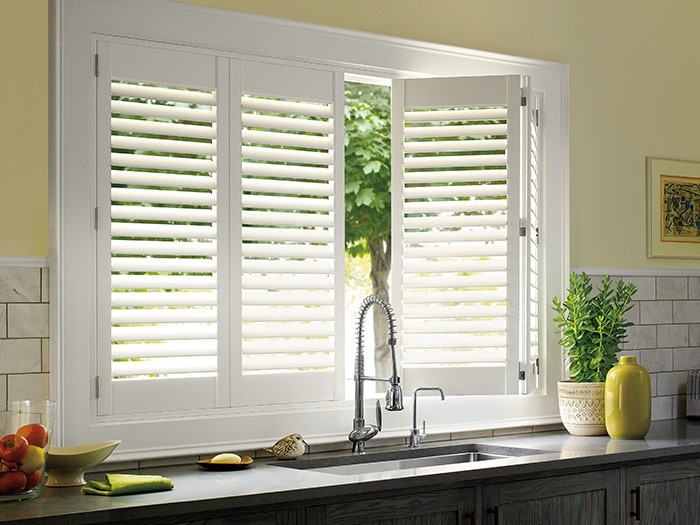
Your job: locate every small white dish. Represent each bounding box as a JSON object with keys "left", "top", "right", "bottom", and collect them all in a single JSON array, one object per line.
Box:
[{"left": 45, "top": 440, "right": 121, "bottom": 487}]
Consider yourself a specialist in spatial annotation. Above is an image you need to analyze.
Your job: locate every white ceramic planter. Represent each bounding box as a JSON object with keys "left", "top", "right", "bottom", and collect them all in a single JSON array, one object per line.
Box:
[{"left": 557, "top": 380, "right": 607, "bottom": 436}]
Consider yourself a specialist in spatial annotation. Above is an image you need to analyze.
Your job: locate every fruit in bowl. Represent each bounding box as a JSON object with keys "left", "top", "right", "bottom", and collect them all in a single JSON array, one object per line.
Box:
[
  {"left": 0, "top": 424, "right": 48, "bottom": 495},
  {"left": 18, "top": 424, "right": 50, "bottom": 448}
]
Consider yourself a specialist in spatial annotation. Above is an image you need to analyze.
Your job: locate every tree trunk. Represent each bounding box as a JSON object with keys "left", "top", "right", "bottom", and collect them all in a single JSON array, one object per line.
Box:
[{"left": 369, "top": 235, "right": 392, "bottom": 379}]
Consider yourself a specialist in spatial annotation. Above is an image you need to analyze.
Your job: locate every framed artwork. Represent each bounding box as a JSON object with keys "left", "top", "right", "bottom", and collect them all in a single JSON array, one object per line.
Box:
[{"left": 647, "top": 157, "right": 700, "bottom": 258}]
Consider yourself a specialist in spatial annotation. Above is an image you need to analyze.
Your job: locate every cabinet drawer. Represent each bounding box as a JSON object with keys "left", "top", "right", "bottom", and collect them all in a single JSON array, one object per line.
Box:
[{"left": 305, "top": 487, "right": 474, "bottom": 525}]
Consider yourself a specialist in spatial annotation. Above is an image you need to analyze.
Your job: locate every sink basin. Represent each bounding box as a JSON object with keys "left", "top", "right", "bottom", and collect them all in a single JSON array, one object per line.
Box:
[{"left": 274, "top": 443, "right": 546, "bottom": 476}]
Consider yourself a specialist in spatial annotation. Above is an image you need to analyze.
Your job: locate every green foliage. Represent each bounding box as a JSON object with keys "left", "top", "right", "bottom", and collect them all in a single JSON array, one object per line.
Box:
[
  {"left": 552, "top": 272, "right": 637, "bottom": 383},
  {"left": 344, "top": 82, "right": 391, "bottom": 258}
]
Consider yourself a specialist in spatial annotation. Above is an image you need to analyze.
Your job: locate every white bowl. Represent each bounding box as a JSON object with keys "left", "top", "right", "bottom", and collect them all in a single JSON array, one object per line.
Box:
[{"left": 45, "top": 441, "right": 121, "bottom": 487}]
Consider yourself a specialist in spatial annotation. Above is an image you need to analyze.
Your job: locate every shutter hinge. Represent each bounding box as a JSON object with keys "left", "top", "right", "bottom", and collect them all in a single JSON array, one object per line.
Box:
[
  {"left": 95, "top": 376, "right": 101, "bottom": 399},
  {"left": 520, "top": 89, "right": 527, "bottom": 107},
  {"left": 534, "top": 358, "right": 540, "bottom": 376},
  {"left": 519, "top": 369, "right": 526, "bottom": 381},
  {"left": 519, "top": 220, "right": 527, "bottom": 237},
  {"left": 535, "top": 108, "right": 540, "bottom": 126},
  {"left": 94, "top": 207, "right": 99, "bottom": 230},
  {"left": 95, "top": 54, "right": 99, "bottom": 77}
]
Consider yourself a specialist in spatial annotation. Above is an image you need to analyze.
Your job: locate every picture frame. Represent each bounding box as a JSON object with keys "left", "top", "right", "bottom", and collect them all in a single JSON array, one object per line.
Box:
[{"left": 647, "top": 157, "right": 700, "bottom": 258}]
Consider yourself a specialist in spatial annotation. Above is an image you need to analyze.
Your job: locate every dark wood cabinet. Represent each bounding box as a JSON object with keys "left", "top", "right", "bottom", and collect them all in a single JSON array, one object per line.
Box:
[
  {"left": 481, "top": 470, "right": 621, "bottom": 525},
  {"left": 167, "top": 507, "right": 298, "bottom": 525},
  {"left": 625, "top": 458, "right": 700, "bottom": 524},
  {"left": 305, "top": 487, "right": 475, "bottom": 525},
  {"left": 94, "top": 456, "right": 700, "bottom": 525}
]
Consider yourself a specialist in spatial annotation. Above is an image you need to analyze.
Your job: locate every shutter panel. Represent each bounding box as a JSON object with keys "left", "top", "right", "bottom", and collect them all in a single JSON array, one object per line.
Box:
[
  {"left": 393, "top": 75, "right": 527, "bottom": 395},
  {"left": 96, "top": 42, "right": 225, "bottom": 415},
  {"left": 238, "top": 62, "right": 343, "bottom": 405},
  {"left": 523, "top": 91, "right": 542, "bottom": 392}
]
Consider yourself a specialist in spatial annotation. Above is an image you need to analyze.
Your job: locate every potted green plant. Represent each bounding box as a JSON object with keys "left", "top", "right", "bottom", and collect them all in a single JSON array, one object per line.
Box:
[{"left": 552, "top": 272, "right": 637, "bottom": 435}]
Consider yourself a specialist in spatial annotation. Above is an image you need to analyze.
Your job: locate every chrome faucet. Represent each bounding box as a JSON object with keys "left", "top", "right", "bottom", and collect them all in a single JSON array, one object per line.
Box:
[
  {"left": 409, "top": 387, "right": 445, "bottom": 449},
  {"left": 349, "top": 295, "right": 404, "bottom": 454}
]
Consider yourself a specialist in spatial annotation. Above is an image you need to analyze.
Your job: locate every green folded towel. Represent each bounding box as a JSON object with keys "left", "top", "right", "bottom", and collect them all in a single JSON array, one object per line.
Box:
[{"left": 82, "top": 473, "right": 174, "bottom": 496}]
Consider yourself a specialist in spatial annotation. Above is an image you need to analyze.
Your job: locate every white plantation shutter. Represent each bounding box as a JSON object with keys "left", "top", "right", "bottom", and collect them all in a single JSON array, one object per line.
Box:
[
  {"left": 393, "top": 75, "right": 532, "bottom": 395},
  {"left": 523, "top": 91, "right": 542, "bottom": 392},
  {"left": 96, "top": 42, "right": 227, "bottom": 414},
  {"left": 238, "top": 62, "right": 343, "bottom": 405}
]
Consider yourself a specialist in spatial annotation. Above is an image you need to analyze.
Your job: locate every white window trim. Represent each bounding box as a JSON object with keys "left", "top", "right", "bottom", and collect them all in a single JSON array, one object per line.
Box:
[{"left": 51, "top": 0, "right": 569, "bottom": 460}]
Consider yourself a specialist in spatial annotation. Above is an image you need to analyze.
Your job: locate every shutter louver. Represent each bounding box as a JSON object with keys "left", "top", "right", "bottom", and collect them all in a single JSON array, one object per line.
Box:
[
  {"left": 239, "top": 74, "right": 340, "bottom": 404},
  {"left": 526, "top": 92, "right": 542, "bottom": 391},
  {"left": 395, "top": 76, "right": 524, "bottom": 395},
  {"left": 109, "top": 81, "right": 218, "bottom": 383}
]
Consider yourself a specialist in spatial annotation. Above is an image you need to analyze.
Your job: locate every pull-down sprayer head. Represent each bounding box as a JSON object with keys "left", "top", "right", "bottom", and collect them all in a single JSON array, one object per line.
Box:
[{"left": 386, "top": 382, "right": 404, "bottom": 411}]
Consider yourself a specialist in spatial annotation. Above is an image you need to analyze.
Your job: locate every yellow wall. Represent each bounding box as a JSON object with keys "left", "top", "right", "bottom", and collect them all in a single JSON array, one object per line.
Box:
[
  {"left": 4, "top": 0, "right": 700, "bottom": 270},
  {"left": 0, "top": 0, "right": 48, "bottom": 257}
]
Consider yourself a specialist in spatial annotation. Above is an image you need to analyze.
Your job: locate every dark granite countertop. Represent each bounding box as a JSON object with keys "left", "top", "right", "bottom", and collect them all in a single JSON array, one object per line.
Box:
[{"left": 3, "top": 419, "right": 700, "bottom": 524}]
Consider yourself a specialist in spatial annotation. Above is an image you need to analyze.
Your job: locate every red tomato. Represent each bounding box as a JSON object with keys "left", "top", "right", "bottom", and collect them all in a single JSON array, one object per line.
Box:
[
  {"left": 17, "top": 424, "right": 49, "bottom": 449},
  {"left": 24, "top": 469, "right": 42, "bottom": 489},
  {"left": 0, "top": 434, "right": 29, "bottom": 463},
  {"left": 0, "top": 470, "right": 27, "bottom": 494}
]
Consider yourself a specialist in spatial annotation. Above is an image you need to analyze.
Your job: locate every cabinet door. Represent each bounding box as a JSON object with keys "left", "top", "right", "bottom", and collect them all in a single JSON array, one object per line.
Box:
[
  {"left": 167, "top": 508, "right": 298, "bottom": 524},
  {"left": 626, "top": 458, "right": 700, "bottom": 524},
  {"left": 305, "top": 487, "right": 475, "bottom": 525},
  {"left": 482, "top": 469, "right": 620, "bottom": 525}
]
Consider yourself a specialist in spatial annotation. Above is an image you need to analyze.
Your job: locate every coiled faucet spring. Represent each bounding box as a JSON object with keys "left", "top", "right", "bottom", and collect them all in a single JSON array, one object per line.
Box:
[{"left": 349, "top": 295, "right": 403, "bottom": 454}]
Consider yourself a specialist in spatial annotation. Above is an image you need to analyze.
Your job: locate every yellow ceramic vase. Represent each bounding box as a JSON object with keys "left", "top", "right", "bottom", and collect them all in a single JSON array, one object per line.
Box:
[{"left": 605, "top": 356, "right": 651, "bottom": 439}]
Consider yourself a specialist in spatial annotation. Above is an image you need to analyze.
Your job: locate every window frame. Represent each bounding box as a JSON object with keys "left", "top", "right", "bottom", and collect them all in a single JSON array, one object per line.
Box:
[{"left": 51, "top": 0, "right": 569, "bottom": 460}]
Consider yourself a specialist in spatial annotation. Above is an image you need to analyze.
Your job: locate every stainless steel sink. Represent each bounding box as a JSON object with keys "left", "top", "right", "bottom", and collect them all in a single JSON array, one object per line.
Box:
[{"left": 273, "top": 443, "right": 546, "bottom": 476}]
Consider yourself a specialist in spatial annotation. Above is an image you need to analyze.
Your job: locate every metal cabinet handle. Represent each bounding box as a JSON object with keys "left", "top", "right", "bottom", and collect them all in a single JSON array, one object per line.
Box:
[
  {"left": 487, "top": 506, "right": 499, "bottom": 524},
  {"left": 630, "top": 486, "right": 641, "bottom": 521}
]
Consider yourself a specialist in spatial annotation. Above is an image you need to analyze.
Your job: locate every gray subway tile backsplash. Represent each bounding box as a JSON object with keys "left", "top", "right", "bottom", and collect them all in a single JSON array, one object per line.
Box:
[
  {"left": 652, "top": 395, "right": 673, "bottom": 421},
  {"left": 0, "top": 268, "right": 42, "bottom": 303},
  {"left": 657, "top": 276, "right": 688, "bottom": 300},
  {"left": 624, "top": 302, "right": 640, "bottom": 325},
  {"left": 0, "top": 375, "right": 6, "bottom": 410},
  {"left": 4, "top": 267, "right": 700, "bottom": 424},
  {"left": 41, "top": 268, "right": 50, "bottom": 303},
  {"left": 623, "top": 276, "right": 657, "bottom": 300},
  {"left": 0, "top": 339, "right": 42, "bottom": 374},
  {"left": 657, "top": 323, "right": 689, "bottom": 348},
  {"left": 612, "top": 273, "right": 700, "bottom": 421},
  {"left": 688, "top": 277, "right": 700, "bottom": 299},
  {"left": 0, "top": 266, "right": 50, "bottom": 410},
  {"left": 639, "top": 348, "right": 673, "bottom": 373},
  {"left": 7, "top": 303, "right": 49, "bottom": 338},
  {"left": 672, "top": 300, "right": 700, "bottom": 324},
  {"left": 656, "top": 370, "right": 688, "bottom": 396},
  {"left": 689, "top": 324, "right": 700, "bottom": 346},
  {"left": 639, "top": 300, "right": 672, "bottom": 325},
  {"left": 0, "top": 305, "right": 6, "bottom": 338},
  {"left": 7, "top": 373, "right": 50, "bottom": 403},
  {"left": 624, "top": 324, "right": 657, "bottom": 350},
  {"left": 674, "top": 347, "right": 700, "bottom": 371}
]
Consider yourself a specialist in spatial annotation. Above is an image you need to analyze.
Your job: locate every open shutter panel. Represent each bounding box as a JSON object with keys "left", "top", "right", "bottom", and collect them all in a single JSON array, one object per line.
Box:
[
  {"left": 394, "top": 75, "right": 526, "bottom": 396},
  {"left": 524, "top": 91, "right": 542, "bottom": 392},
  {"left": 97, "top": 42, "right": 225, "bottom": 415},
  {"left": 238, "top": 62, "right": 343, "bottom": 405}
]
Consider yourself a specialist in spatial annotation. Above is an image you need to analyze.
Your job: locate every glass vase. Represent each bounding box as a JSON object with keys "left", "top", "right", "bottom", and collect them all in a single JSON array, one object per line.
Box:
[{"left": 0, "top": 400, "right": 57, "bottom": 502}]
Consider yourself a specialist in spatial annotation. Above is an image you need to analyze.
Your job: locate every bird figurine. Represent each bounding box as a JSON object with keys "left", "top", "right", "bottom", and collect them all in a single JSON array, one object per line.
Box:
[{"left": 263, "top": 433, "right": 308, "bottom": 460}]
